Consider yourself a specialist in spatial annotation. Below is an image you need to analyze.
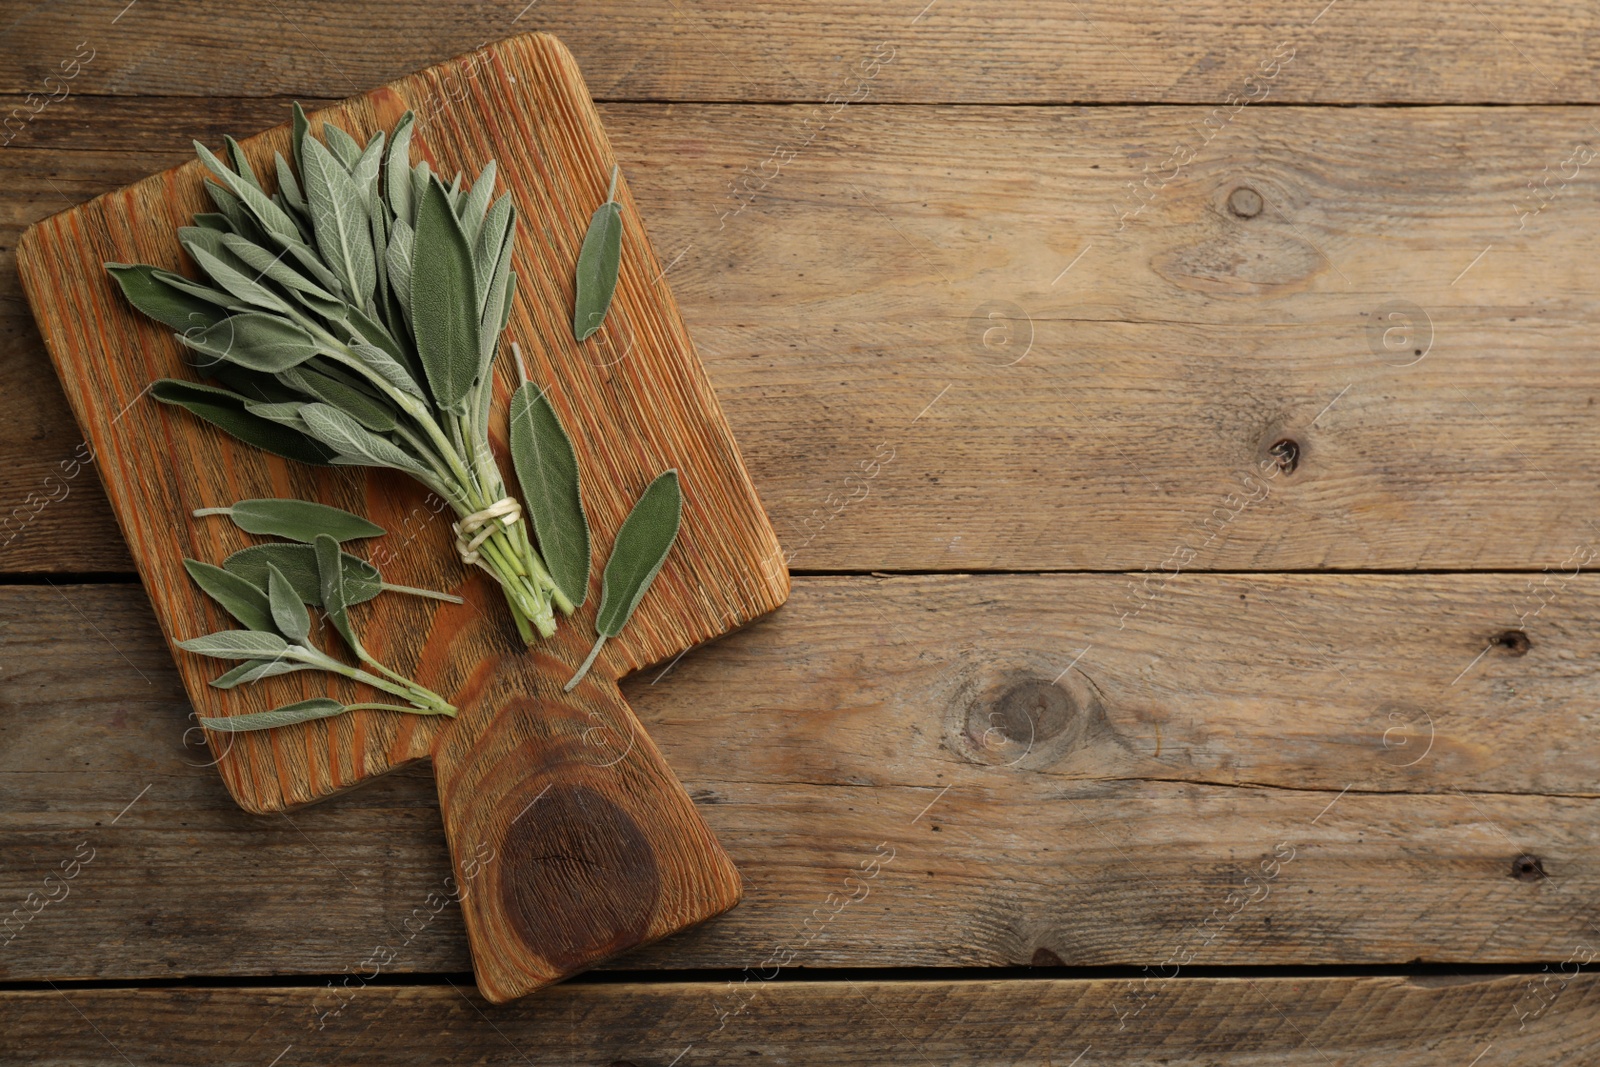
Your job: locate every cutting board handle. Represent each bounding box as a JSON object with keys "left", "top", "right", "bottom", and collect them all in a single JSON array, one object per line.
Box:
[{"left": 431, "top": 659, "right": 741, "bottom": 1003}]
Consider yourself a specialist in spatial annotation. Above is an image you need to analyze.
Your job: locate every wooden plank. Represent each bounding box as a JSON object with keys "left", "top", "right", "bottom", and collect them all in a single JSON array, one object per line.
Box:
[
  {"left": 3, "top": 1, "right": 1599, "bottom": 103},
  {"left": 3, "top": 975, "right": 1598, "bottom": 1065},
  {"left": 7, "top": 102, "right": 1600, "bottom": 574},
  {"left": 4, "top": 576, "right": 1598, "bottom": 980}
]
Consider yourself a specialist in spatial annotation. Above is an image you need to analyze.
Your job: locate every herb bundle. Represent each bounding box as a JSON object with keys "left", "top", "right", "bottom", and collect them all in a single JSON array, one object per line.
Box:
[
  {"left": 183, "top": 500, "right": 455, "bottom": 730},
  {"left": 108, "top": 105, "right": 583, "bottom": 643}
]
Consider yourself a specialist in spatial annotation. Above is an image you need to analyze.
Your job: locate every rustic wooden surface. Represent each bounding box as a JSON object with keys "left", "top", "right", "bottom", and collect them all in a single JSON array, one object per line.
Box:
[{"left": 4, "top": 1, "right": 1598, "bottom": 1062}]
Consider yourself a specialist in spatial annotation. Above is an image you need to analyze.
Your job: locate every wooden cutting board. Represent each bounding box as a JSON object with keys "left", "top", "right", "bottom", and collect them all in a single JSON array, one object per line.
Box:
[{"left": 15, "top": 32, "right": 789, "bottom": 1003}]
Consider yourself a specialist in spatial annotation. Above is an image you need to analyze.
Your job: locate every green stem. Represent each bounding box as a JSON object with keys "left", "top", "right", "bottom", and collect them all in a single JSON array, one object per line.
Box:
[{"left": 380, "top": 582, "right": 465, "bottom": 604}]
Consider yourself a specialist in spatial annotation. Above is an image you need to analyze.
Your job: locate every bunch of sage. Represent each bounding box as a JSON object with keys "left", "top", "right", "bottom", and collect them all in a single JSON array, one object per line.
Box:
[
  {"left": 181, "top": 499, "right": 454, "bottom": 730},
  {"left": 107, "top": 104, "right": 584, "bottom": 643}
]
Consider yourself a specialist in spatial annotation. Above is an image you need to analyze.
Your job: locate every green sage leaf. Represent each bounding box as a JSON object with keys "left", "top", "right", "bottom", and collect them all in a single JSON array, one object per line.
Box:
[
  {"left": 224, "top": 542, "right": 381, "bottom": 607},
  {"left": 283, "top": 367, "right": 398, "bottom": 433},
  {"left": 266, "top": 562, "right": 312, "bottom": 642},
  {"left": 183, "top": 558, "right": 275, "bottom": 632},
  {"left": 194, "top": 497, "right": 385, "bottom": 544},
  {"left": 199, "top": 698, "right": 349, "bottom": 732},
  {"left": 152, "top": 378, "right": 336, "bottom": 465},
  {"left": 564, "top": 470, "right": 682, "bottom": 692},
  {"left": 105, "top": 263, "right": 228, "bottom": 335},
  {"left": 299, "top": 403, "right": 428, "bottom": 475},
  {"left": 316, "top": 533, "right": 360, "bottom": 652},
  {"left": 572, "top": 167, "right": 622, "bottom": 342},
  {"left": 223, "top": 135, "right": 261, "bottom": 191},
  {"left": 385, "top": 112, "right": 416, "bottom": 227},
  {"left": 194, "top": 139, "right": 301, "bottom": 246},
  {"left": 509, "top": 383, "right": 589, "bottom": 607},
  {"left": 178, "top": 629, "right": 291, "bottom": 661},
  {"left": 321, "top": 121, "right": 362, "bottom": 170},
  {"left": 409, "top": 175, "right": 481, "bottom": 413},
  {"left": 209, "top": 658, "right": 310, "bottom": 690},
  {"left": 596, "top": 470, "right": 680, "bottom": 637},
  {"left": 177, "top": 312, "right": 321, "bottom": 374},
  {"left": 302, "top": 133, "right": 377, "bottom": 306},
  {"left": 457, "top": 159, "right": 497, "bottom": 245}
]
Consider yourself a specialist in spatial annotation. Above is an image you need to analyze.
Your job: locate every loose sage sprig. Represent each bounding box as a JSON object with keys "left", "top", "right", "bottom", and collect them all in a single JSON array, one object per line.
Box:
[
  {"left": 572, "top": 164, "right": 621, "bottom": 342},
  {"left": 193, "top": 497, "right": 384, "bottom": 543},
  {"left": 184, "top": 533, "right": 455, "bottom": 731},
  {"left": 107, "top": 104, "right": 582, "bottom": 643},
  {"left": 564, "top": 470, "right": 682, "bottom": 691}
]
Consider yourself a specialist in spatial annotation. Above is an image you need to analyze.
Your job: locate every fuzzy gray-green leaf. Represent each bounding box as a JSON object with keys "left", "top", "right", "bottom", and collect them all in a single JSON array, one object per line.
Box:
[
  {"left": 208, "top": 658, "right": 311, "bottom": 690},
  {"left": 299, "top": 403, "right": 427, "bottom": 475},
  {"left": 409, "top": 176, "right": 481, "bottom": 412},
  {"left": 223, "top": 542, "right": 382, "bottom": 607},
  {"left": 183, "top": 558, "right": 275, "bottom": 632},
  {"left": 105, "top": 263, "right": 228, "bottom": 335},
  {"left": 595, "top": 469, "right": 681, "bottom": 637},
  {"left": 316, "top": 533, "right": 360, "bottom": 652},
  {"left": 509, "top": 383, "right": 590, "bottom": 607},
  {"left": 266, "top": 561, "right": 311, "bottom": 642},
  {"left": 302, "top": 134, "right": 377, "bottom": 307},
  {"left": 385, "top": 112, "right": 416, "bottom": 226},
  {"left": 152, "top": 379, "right": 335, "bottom": 465},
  {"left": 199, "top": 698, "right": 349, "bottom": 732},
  {"left": 572, "top": 198, "right": 621, "bottom": 342},
  {"left": 178, "top": 629, "right": 291, "bottom": 661},
  {"left": 198, "top": 498, "right": 385, "bottom": 543},
  {"left": 177, "top": 312, "right": 321, "bottom": 374}
]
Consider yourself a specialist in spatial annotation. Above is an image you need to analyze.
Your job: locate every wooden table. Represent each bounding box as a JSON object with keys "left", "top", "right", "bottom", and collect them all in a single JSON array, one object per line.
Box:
[{"left": 4, "top": 2, "right": 1599, "bottom": 1063}]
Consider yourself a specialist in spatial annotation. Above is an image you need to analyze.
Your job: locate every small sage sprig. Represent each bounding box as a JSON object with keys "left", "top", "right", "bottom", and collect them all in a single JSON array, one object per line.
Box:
[
  {"left": 108, "top": 103, "right": 577, "bottom": 644},
  {"left": 564, "top": 470, "right": 682, "bottom": 691},
  {"left": 572, "top": 164, "right": 621, "bottom": 341},
  {"left": 192, "top": 497, "right": 384, "bottom": 543},
  {"left": 184, "top": 533, "right": 455, "bottom": 731}
]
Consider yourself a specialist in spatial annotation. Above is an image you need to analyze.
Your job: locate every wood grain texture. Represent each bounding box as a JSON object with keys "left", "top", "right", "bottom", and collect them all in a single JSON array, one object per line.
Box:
[
  {"left": 4, "top": 975, "right": 1598, "bottom": 1065},
  {"left": 4, "top": 576, "right": 1598, "bottom": 980},
  {"left": 3, "top": 0, "right": 1600, "bottom": 103},
  {"left": 9, "top": 102, "right": 1600, "bottom": 573},
  {"left": 13, "top": 34, "right": 783, "bottom": 999}
]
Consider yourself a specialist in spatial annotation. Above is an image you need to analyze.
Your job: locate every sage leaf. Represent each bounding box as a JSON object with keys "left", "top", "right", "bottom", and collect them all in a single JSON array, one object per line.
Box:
[
  {"left": 457, "top": 159, "right": 497, "bottom": 244},
  {"left": 199, "top": 698, "right": 350, "bottom": 732},
  {"left": 572, "top": 165, "right": 622, "bottom": 342},
  {"left": 385, "top": 112, "right": 416, "bottom": 227},
  {"left": 266, "top": 561, "right": 312, "bottom": 642},
  {"left": 283, "top": 367, "right": 398, "bottom": 433},
  {"left": 105, "top": 263, "right": 227, "bottom": 335},
  {"left": 316, "top": 533, "right": 360, "bottom": 653},
  {"left": 151, "top": 379, "right": 336, "bottom": 465},
  {"left": 183, "top": 558, "right": 275, "bottom": 632},
  {"left": 192, "top": 497, "right": 385, "bottom": 543},
  {"left": 177, "top": 312, "right": 321, "bottom": 374},
  {"left": 409, "top": 176, "right": 481, "bottom": 412},
  {"left": 209, "top": 658, "right": 310, "bottom": 689},
  {"left": 302, "top": 133, "right": 377, "bottom": 306},
  {"left": 224, "top": 542, "right": 382, "bottom": 607},
  {"left": 563, "top": 470, "right": 681, "bottom": 691},
  {"left": 509, "top": 383, "right": 589, "bottom": 608},
  {"left": 223, "top": 135, "right": 261, "bottom": 191},
  {"left": 193, "top": 140, "right": 301, "bottom": 245},
  {"left": 321, "top": 121, "right": 363, "bottom": 171},
  {"left": 178, "top": 629, "right": 291, "bottom": 661},
  {"left": 299, "top": 403, "right": 429, "bottom": 475}
]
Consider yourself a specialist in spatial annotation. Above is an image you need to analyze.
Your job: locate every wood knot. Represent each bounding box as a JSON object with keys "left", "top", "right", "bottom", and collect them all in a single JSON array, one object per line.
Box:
[
  {"left": 497, "top": 783, "right": 660, "bottom": 972},
  {"left": 1493, "top": 630, "right": 1531, "bottom": 656},
  {"left": 1227, "top": 186, "right": 1263, "bottom": 218},
  {"left": 1511, "top": 854, "right": 1548, "bottom": 882},
  {"left": 943, "top": 662, "right": 1112, "bottom": 770}
]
